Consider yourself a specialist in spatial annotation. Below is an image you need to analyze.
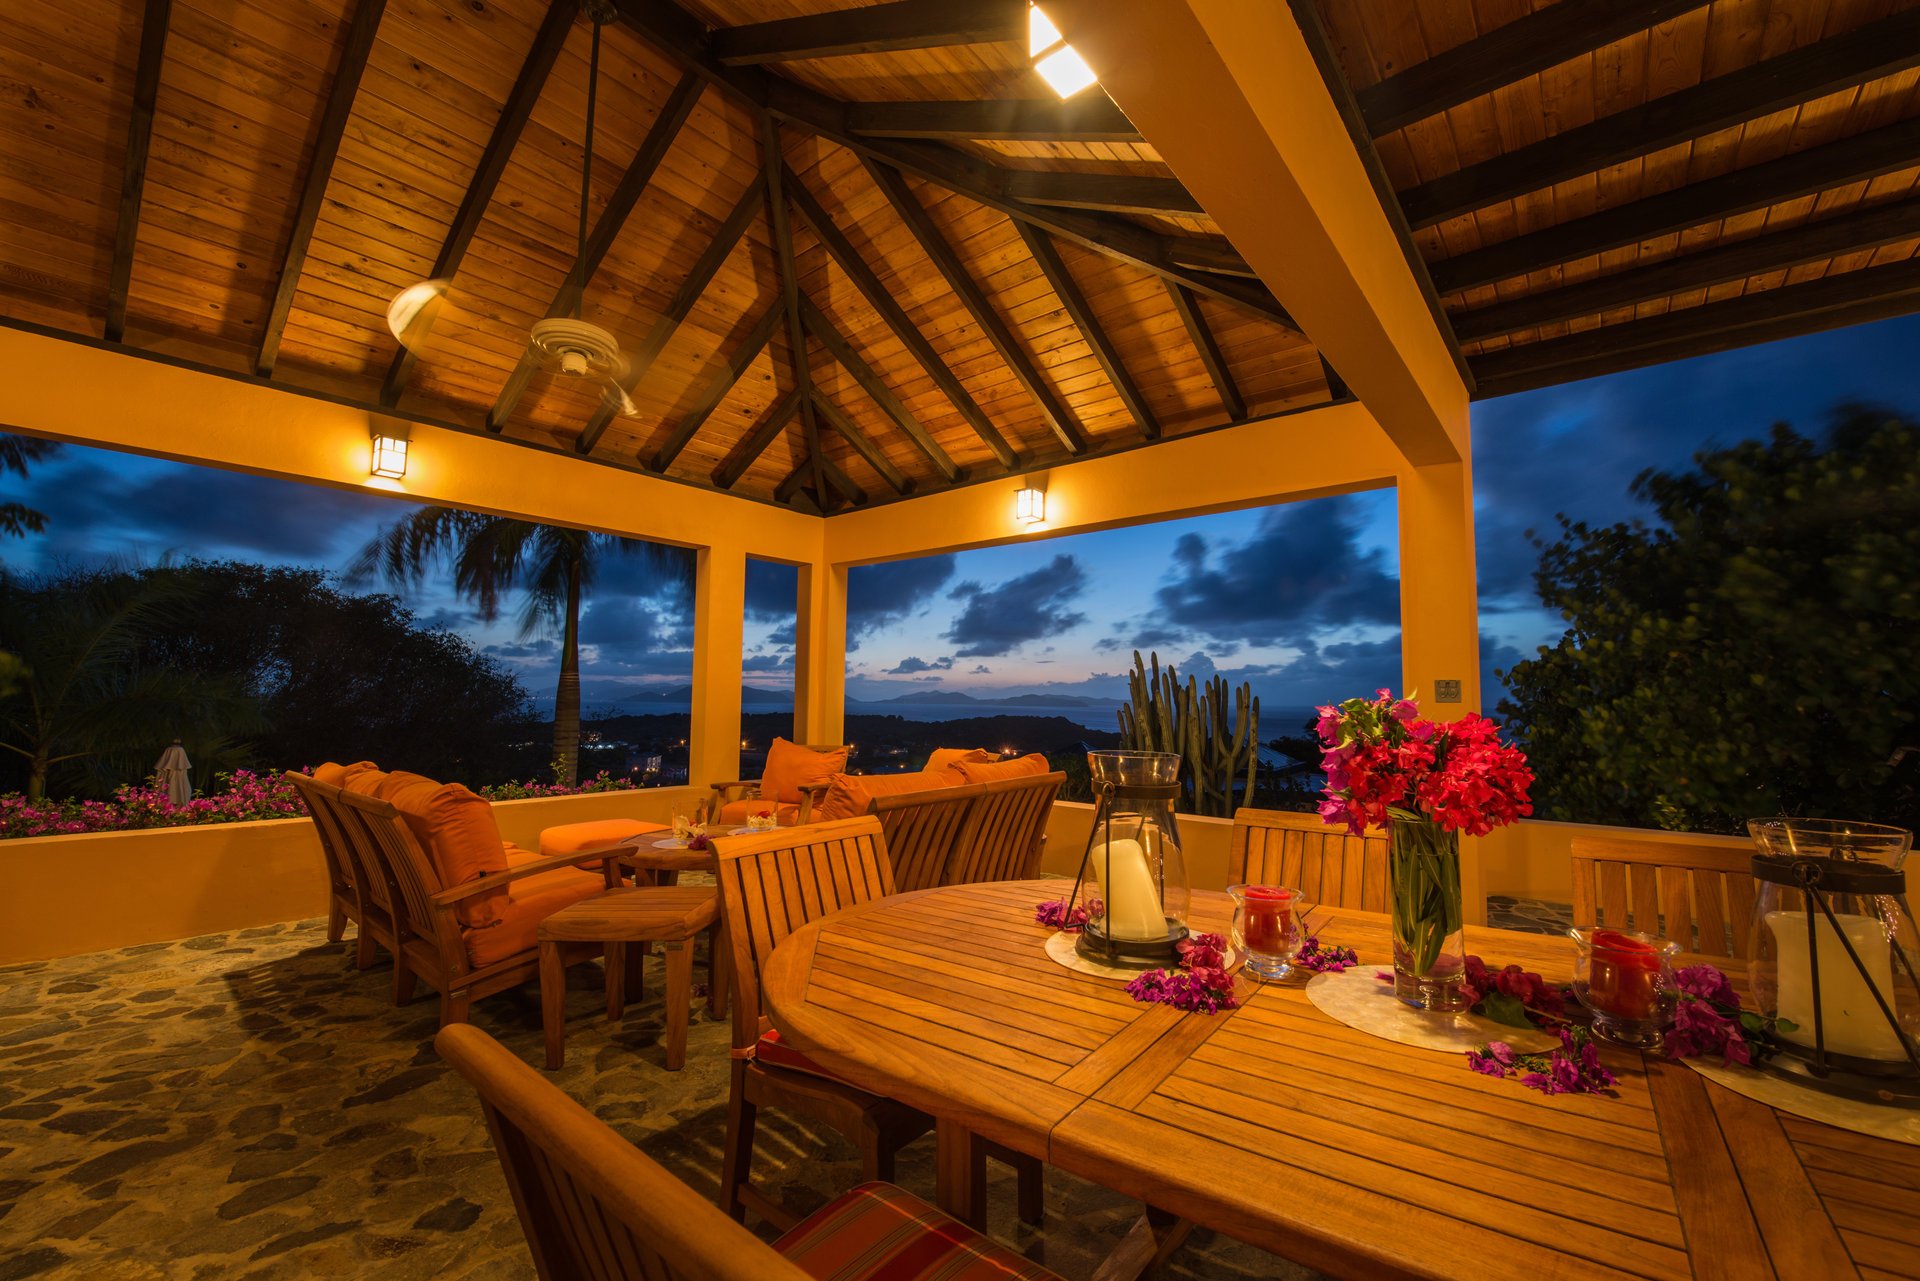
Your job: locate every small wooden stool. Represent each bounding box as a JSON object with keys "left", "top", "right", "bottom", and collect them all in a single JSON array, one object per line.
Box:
[{"left": 537, "top": 886, "right": 721, "bottom": 1071}]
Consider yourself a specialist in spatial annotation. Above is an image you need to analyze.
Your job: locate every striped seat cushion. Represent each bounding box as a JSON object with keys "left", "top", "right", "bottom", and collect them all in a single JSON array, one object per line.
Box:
[
  {"left": 775, "top": 1182, "right": 1062, "bottom": 1281},
  {"left": 755, "top": 1028, "right": 838, "bottom": 1081}
]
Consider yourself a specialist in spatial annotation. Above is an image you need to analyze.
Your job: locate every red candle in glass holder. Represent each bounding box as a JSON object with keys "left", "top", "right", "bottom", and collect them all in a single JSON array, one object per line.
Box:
[
  {"left": 1242, "top": 886, "right": 1293, "bottom": 955},
  {"left": 1587, "top": 929, "right": 1661, "bottom": 1020}
]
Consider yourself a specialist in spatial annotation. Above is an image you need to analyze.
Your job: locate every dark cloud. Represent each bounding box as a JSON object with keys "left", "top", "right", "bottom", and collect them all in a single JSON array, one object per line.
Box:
[
  {"left": 745, "top": 559, "right": 798, "bottom": 622},
  {"left": 743, "top": 653, "right": 790, "bottom": 673},
  {"left": 970, "top": 664, "right": 992, "bottom": 675},
  {"left": 847, "top": 554, "right": 957, "bottom": 651},
  {"left": 886, "top": 655, "right": 954, "bottom": 675},
  {"left": 944, "top": 555, "right": 1088, "bottom": 657},
  {"left": 576, "top": 594, "right": 693, "bottom": 678}
]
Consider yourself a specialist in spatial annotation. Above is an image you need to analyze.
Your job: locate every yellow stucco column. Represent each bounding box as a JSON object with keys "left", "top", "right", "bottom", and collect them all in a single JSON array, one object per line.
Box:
[
  {"left": 793, "top": 559, "right": 849, "bottom": 746},
  {"left": 690, "top": 544, "right": 747, "bottom": 797}
]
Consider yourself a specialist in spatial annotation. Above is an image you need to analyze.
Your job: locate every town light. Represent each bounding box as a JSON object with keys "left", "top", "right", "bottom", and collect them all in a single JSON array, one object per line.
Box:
[
  {"left": 1015, "top": 483, "right": 1047, "bottom": 525},
  {"left": 370, "top": 428, "right": 409, "bottom": 479},
  {"left": 1029, "top": 4, "right": 1098, "bottom": 99}
]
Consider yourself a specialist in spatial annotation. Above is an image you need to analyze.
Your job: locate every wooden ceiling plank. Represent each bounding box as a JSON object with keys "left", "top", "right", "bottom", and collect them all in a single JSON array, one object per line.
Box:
[
  {"left": 574, "top": 174, "right": 766, "bottom": 453},
  {"left": 845, "top": 97, "right": 1141, "bottom": 143},
  {"left": 1014, "top": 220, "right": 1158, "bottom": 440},
  {"left": 1454, "top": 198, "right": 1920, "bottom": 341},
  {"left": 487, "top": 71, "right": 705, "bottom": 431},
  {"left": 863, "top": 156, "right": 1088, "bottom": 455},
  {"left": 1001, "top": 169, "right": 1205, "bottom": 216},
  {"left": 799, "top": 294, "right": 964, "bottom": 483},
  {"left": 1355, "top": 0, "right": 1714, "bottom": 139},
  {"left": 1402, "top": 11, "right": 1920, "bottom": 230},
  {"left": 255, "top": 0, "right": 388, "bottom": 377},
  {"left": 1165, "top": 238, "right": 1258, "bottom": 278},
  {"left": 761, "top": 118, "right": 827, "bottom": 506},
  {"left": 712, "top": 383, "right": 801, "bottom": 489},
  {"left": 648, "top": 298, "right": 783, "bottom": 472},
  {"left": 816, "top": 447, "right": 867, "bottom": 505},
  {"left": 380, "top": 0, "right": 578, "bottom": 405},
  {"left": 1165, "top": 280, "right": 1246, "bottom": 422},
  {"left": 811, "top": 390, "right": 914, "bottom": 495},
  {"left": 785, "top": 166, "right": 1020, "bottom": 468},
  {"left": 1433, "top": 117, "right": 1920, "bottom": 295},
  {"left": 105, "top": 0, "right": 171, "bottom": 344},
  {"left": 711, "top": 0, "right": 1024, "bottom": 66}
]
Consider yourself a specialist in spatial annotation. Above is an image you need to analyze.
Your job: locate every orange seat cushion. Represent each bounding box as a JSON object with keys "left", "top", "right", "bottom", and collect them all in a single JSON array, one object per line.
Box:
[
  {"left": 537, "top": 818, "right": 666, "bottom": 861},
  {"left": 953, "top": 753, "right": 1051, "bottom": 784},
  {"left": 776, "top": 1181, "right": 1063, "bottom": 1280},
  {"left": 755, "top": 1028, "right": 839, "bottom": 1081},
  {"left": 464, "top": 847, "right": 606, "bottom": 969},
  {"left": 717, "top": 799, "right": 800, "bottom": 827},
  {"left": 923, "top": 748, "right": 995, "bottom": 783},
  {"left": 376, "top": 772, "right": 513, "bottom": 929},
  {"left": 311, "top": 760, "right": 376, "bottom": 788},
  {"left": 816, "top": 771, "right": 952, "bottom": 822},
  {"left": 758, "top": 738, "right": 848, "bottom": 805}
]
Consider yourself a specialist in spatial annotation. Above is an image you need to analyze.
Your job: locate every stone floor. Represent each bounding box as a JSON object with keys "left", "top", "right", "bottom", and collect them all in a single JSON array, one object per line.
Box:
[{"left": 1484, "top": 896, "right": 1574, "bottom": 936}]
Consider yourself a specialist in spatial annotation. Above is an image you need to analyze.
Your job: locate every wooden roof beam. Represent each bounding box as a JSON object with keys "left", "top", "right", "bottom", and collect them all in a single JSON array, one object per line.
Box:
[
  {"left": 1001, "top": 170, "right": 1205, "bottom": 217},
  {"left": 1356, "top": 0, "right": 1712, "bottom": 138},
  {"left": 1453, "top": 198, "right": 1920, "bottom": 342},
  {"left": 773, "top": 448, "right": 863, "bottom": 507},
  {"left": 711, "top": 385, "right": 802, "bottom": 490},
  {"left": 862, "top": 157, "right": 1087, "bottom": 455},
  {"left": 1432, "top": 116, "right": 1920, "bottom": 294},
  {"left": 648, "top": 299, "right": 784, "bottom": 473},
  {"left": 256, "top": 0, "right": 387, "bottom": 377},
  {"left": 712, "top": 0, "right": 1023, "bottom": 65},
  {"left": 762, "top": 121, "right": 827, "bottom": 505},
  {"left": 105, "top": 0, "right": 171, "bottom": 344},
  {"left": 845, "top": 97, "right": 1140, "bottom": 142},
  {"left": 1014, "top": 220, "right": 1158, "bottom": 440},
  {"left": 1165, "top": 281, "right": 1245, "bottom": 422},
  {"left": 575, "top": 175, "right": 766, "bottom": 455},
  {"left": 381, "top": 0, "right": 577, "bottom": 405},
  {"left": 799, "top": 295, "right": 964, "bottom": 484},
  {"left": 489, "top": 73, "right": 705, "bottom": 432},
  {"left": 1166, "top": 238, "right": 1258, "bottom": 278},
  {"left": 811, "top": 392, "right": 914, "bottom": 496},
  {"left": 1402, "top": 10, "right": 1920, "bottom": 230},
  {"left": 785, "top": 168, "right": 1020, "bottom": 469}
]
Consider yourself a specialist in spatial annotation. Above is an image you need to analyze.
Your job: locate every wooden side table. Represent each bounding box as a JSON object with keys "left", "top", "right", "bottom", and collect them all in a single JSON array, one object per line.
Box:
[{"left": 536, "top": 886, "right": 721, "bottom": 1071}]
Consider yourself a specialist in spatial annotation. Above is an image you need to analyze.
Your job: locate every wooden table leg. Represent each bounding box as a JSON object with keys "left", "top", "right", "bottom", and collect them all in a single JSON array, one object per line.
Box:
[
  {"left": 934, "top": 1117, "right": 986, "bottom": 1231},
  {"left": 605, "top": 942, "right": 625, "bottom": 1021},
  {"left": 663, "top": 939, "right": 692, "bottom": 1071},
  {"left": 539, "top": 940, "right": 565, "bottom": 1071},
  {"left": 1090, "top": 1206, "right": 1193, "bottom": 1281}
]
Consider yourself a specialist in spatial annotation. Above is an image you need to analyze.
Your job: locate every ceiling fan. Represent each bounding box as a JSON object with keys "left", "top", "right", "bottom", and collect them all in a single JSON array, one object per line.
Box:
[{"left": 384, "top": 1, "right": 641, "bottom": 420}]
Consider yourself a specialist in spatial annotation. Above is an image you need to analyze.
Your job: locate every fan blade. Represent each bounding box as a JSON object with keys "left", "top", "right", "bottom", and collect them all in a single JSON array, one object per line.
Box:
[{"left": 386, "top": 279, "right": 451, "bottom": 349}]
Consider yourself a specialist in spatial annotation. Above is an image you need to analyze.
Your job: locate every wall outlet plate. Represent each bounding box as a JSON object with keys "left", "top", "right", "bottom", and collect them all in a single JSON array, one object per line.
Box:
[{"left": 1434, "top": 679, "right": 1462, "bottom": 704}]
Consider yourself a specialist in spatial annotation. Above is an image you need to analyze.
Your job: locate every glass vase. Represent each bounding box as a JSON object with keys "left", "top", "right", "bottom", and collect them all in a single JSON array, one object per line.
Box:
[
  {"left": 1074, "top": 750, "right": 1190, "bottom": 968},
  {"left": 1389, "top": 810, "right": 1468, "bottom": 1011}
]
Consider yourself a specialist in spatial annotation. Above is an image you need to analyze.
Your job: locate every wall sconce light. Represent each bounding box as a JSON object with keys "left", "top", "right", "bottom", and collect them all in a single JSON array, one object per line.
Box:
[
  {"left": 370, "top": 425, "right": 410, "bottom": 480},
  {"left": 1015, "top": 481, "right": 1047, "bottom": 525},
  {"left": 1029, "top": 4, "right": 1099, "bottom": 99}
]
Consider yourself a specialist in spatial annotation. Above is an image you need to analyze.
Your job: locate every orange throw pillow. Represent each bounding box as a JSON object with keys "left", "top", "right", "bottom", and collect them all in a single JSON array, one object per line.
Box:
[
  {"left": 375, "top": 772, "right": 512, "bottom": 929},
  {"left": 339, "top": 762, "right": 388, "bottom": 795},
  {"left": 953, "top": 753, "right": 1051, "bottom": 784},
  {"left": 759, "top": 738, "right": 849, "bottom": 805},
  {"left": 312, "top": 760, "right": 377, "bottom": 788},
  {"left": 924, "top": 747, "right": 995, "bottom": 784},
  {"left": 816, "top": 771, "right": 950, "bottom": 822}
]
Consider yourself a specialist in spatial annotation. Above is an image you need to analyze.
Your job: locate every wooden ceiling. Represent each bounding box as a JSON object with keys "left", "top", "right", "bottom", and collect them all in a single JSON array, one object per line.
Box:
[
  {"left": 1297, "top": 0, "right": 1920, "bottom": 398},
  {"left": 0, "top": 0, "right": 1333, "bottom": 513}
]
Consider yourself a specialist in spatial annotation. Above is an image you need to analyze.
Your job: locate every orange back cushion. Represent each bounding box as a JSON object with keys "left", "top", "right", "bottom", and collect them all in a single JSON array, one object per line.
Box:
[
  {"left": 375, "top": 772, "right": 511, "bottom": 928},
  {"left": 954, "top": 753, "right": 1051, "bottom": 784},
  {"left": 816, "top": 771, "right": 951, "bottom": 822},
  {"left": 759, "top": 738, "right": 849, "bottom": 805},
  {"left": 313, "top": 760, "right": 377, "bottom": 788},
  {"left": 339, "top": 762, "right": 389, "bottom": 795},
  {"left": 924, "top": 747, "right": 995, "bottom": 784}
]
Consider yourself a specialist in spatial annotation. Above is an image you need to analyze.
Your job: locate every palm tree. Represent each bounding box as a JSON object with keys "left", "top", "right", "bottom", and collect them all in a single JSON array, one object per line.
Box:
[
  {"left": 353, "top": 509, "right": 684, "bottom": 785},
  {"left": 0, "top": 433, "right": 62, "bottom": 538}
]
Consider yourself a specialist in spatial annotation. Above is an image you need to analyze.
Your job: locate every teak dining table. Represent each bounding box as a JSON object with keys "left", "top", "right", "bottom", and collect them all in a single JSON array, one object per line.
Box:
[{"left": 759, "top": 878, "right": 1919, "bottom": 1281}]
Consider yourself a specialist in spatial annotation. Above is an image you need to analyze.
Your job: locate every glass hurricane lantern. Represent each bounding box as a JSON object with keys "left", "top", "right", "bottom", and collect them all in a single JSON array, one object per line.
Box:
[{"left": 1061, "top": 751, "right": 1191, "bottom": 969}]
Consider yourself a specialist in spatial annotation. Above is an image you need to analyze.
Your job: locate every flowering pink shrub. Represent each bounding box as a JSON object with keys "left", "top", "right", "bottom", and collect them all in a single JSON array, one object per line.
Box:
[
  {"left": 475, "top": 772, "right": 637, "bottom": 801},
  {"left": 1315, "top": 689, "right": 1534, "bottom": 836},
  {"left": 0, "top": 770, "right": 306, "bottom": 839}
]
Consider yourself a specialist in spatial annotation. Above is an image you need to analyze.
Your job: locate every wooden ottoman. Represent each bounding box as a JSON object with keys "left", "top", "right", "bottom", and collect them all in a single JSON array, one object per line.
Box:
[{"left": 536, "top": 886, "right": 721, "bottom": 1071}]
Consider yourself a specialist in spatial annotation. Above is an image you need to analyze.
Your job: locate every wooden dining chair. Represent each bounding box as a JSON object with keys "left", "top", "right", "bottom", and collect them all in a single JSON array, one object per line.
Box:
[
  {"left": 1229, "top": 807, "right": 1389, "bottom": 911},
  {"left": 1570, "top": 833, "right": 1757, "bottom": 957},
  {"left": 437, "top": 1024, "right": 1064, "bottom": 1281}
]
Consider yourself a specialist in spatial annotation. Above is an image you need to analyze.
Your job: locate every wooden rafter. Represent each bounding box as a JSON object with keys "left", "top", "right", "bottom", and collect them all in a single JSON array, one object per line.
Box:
[
  {"left": 845, "top": 97, "right": 1140, "bottom": 142},
  {"left": 1354, "top": 0, "right": 1712, "bottom": 138},
  {"left": 1432, "top": 116, "right": 1920, "bottom": 295},
  {"left": 785, "top": 168, "right": 1019, "bottom": 469},
  {"left": 1453, "top": 199, "right": 1920, "bottom": 342},
  {"left": 800, "top": 296, "right": 963, "bottom": 483},
  {"left": 381, "top": 0, "right": 577, "bottom": 406},
  {"left": 647, "top": 299, "right": 784, "bottom": 473},
  {"left": 488, "top": 73, "right": 705, "bottom": 432},
  {"left": 1166, "top": 238, "right": 1258, "bottom": 278},
  {"left": 811, "top": 391, "right": 913, "bottom": 495},
  {"left": 816, "top": 448, "right": 866, "bottom": 505},
  {"left": 863, "top": 157, "right": 1086, "bottom": 455},
  {"left": 712, "top": 0, "right": 1023, "bottom": 65},
  {"left": 575, "top": 178, "right": 767, "bottom": 454},
  {"left": 711, "top": 385, "right": 802, "bottom": 489},
  {"left": 1013, "top": 220, "right": 1157, "bottom": 441},
  {"left": 1320, "top": 357, "right": 1350, "bottom": 402},
  {"left": 1401, "top": 11, "right": 1920, "bottom": 230},
  {"left": 105, "top": 0, "right": 170, "bottom": 344},
  {"left": 1165, "top": 281, "right": 1245, "bottom": 422},
  {"left": 1001, "top": 170, "right": 1204, "bottom": 217},
  {"left": 763, "top": 121, "right": 827, "bottom": 507},
  {"left": 255, "top": 0, "right": 387, "bottom": 377},
  {"left": 774, "top": 454, "right": 819, "bottom": 507}
]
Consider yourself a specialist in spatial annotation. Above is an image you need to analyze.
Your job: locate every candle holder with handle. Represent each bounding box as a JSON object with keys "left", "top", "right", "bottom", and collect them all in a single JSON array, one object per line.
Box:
[
  {"left": 1061, "top": 751, "right": 1190, "bottom": 968},
  {"left": 1746, "top": 817, "right": 1920, "bottom": 1105}
]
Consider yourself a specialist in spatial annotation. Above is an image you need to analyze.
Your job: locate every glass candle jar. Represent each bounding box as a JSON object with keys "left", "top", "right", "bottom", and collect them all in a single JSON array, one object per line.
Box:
[
  {"left": 1228, "top": 884, "right": 1305, "bottom": 980},
  {"left": 1570, "top": 927, "right": 1679, "bottom": 1048},
  {"left": 1073, "top": 751, "right": 1190, "bottom": 968}
]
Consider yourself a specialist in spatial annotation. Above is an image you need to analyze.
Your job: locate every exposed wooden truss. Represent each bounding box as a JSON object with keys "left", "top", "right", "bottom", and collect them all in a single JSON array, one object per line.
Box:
[
  {"left": 762, "top": 123, "right": 827, "bottom": 506},
  {"left": 712, "top": 385, "right": 802, "bottom": 489},
  {"left": 800, "top": 296, "right": 963, "bottom": 484},
  {"left": 647, "top": 299, "right": 785, "bottom": 474},
  {"left": 1014, "top": 220, "right": 1157, "bottom": 440},
  {"left": 845, "top": 97, "right": 1141, "bottom": 142},
  {"left": 711, "top": 0, "right": 1023, "bottom": 65},
  {"left": 811, "top": 392, "right": 914, "bottom": 495},
  {"left": 105, "top": 0, "right": 170, "bottom": 345},
  {"left": 1165, "top": 282, "right": 1246, "bottom": 423}
]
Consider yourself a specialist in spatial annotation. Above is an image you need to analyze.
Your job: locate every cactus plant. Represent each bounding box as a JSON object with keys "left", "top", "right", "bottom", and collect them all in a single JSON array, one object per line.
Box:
[{"left": 1116, "top": 650, "right": 1259, "bottom": 816}]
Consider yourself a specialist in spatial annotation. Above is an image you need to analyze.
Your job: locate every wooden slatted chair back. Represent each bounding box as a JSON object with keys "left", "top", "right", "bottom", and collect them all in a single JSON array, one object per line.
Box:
[
  {"left": 338, "top": 789, "right": 453, "bottom": 962},
  {"left": 437, "top": 1023, "right": 809, "bottom": 1281},
  {"left": 1229, "top": 807, "right": 1390, "bottom": 911},
  {"left": 945, "top": 772, "right": 1066, "bottom": 886},
  {"left": 302, "top": 778, "right": 404, "bottom": 926},
  {"left": 1570, "top": 834, "right": 1757, "bottom": 957},
  {"left": 713, "top": 816, "right": 895, "bottom": 1050},
  {"left": 285, "top": 773, "right": 358, "bottom": 903},
  {"left": 869, "top": 786, "right": 976, "bottom": 892}
]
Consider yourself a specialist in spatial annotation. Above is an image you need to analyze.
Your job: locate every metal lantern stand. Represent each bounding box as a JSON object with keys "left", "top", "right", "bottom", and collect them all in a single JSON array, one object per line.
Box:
[{"left": 1061, "top": 777, "right": 1188, "bottom": 969}]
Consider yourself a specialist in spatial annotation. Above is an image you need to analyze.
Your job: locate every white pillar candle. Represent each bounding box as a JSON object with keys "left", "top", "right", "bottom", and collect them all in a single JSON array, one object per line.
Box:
[
  {"left": 1091, "top": 836, "right": 1166, "bottom": 942},
  {"left": 1767, "top": 910, "right": 1906, "bottom": 1061}
]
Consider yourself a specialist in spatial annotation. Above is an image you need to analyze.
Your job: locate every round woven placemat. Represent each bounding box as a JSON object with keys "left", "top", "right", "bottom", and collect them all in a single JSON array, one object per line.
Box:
[{"left": 1304, "top": 966, "right": 1558, "bottom": 1054}]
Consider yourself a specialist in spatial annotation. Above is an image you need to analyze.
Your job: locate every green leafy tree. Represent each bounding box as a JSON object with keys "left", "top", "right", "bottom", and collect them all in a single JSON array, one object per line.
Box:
[
  {"left": 353, "top": 510, "right": 688, "bottom": 785},
  {"left": 0, "top": 434, "right": 60, "bottom": 538},
  {"left": 1498, "top": 408, "right": 1920, "bottom": 833}
]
